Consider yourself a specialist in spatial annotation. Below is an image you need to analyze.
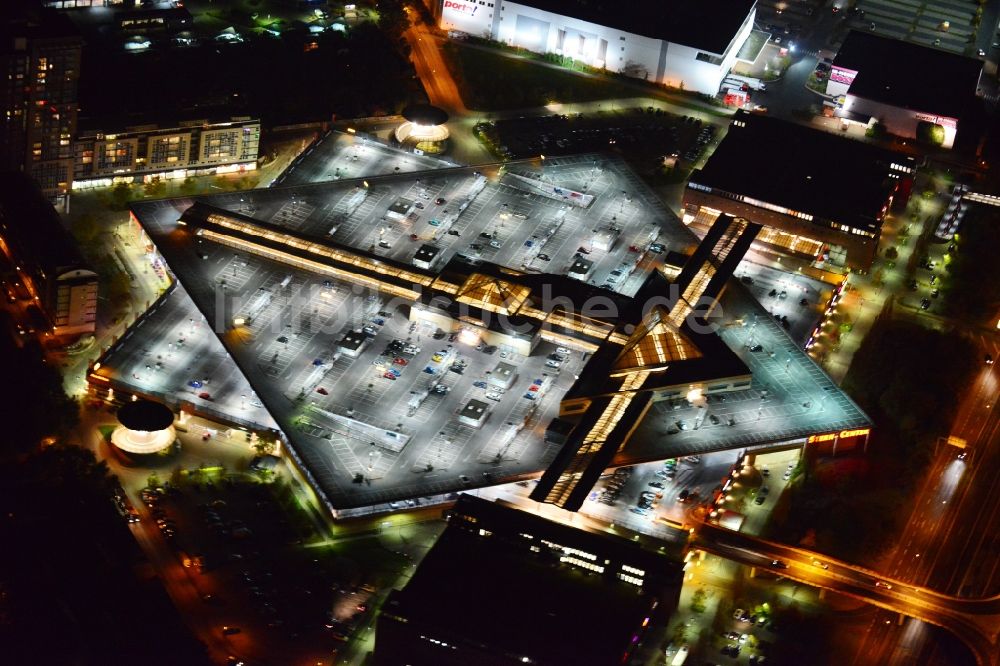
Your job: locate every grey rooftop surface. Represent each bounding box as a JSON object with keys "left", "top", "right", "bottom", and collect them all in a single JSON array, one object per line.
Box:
[{"left": 102, "top": 135, "right": 869, "bottom": 511}]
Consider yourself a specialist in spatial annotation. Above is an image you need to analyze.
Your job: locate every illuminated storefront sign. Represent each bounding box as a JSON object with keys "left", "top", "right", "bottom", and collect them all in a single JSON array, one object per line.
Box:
[
  {"left": 914, "top": 112, "right": 957, "bottom": 130},
  {"left": 829, "top": 66, "right": 858, "bottom": 86},
  {"left": 443, "top": 0, "right": 478, "bottom": 15},
  {"left": 808, "top": 427, "right": 871, "bottom": 444}
]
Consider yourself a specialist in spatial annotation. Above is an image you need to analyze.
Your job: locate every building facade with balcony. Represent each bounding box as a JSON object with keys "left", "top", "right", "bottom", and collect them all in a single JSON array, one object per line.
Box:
[{"left": 73, "top": 117, "right": 261, "bottom": 188}]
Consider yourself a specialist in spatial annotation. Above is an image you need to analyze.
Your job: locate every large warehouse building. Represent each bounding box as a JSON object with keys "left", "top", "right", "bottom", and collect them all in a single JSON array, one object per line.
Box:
[
  {"left": 684, "top": 111, "right": 917, "bottom": 274},
  {"left": 825, "top": 31, "right": 984, "bottom": 150},
  {"left": 428, "top": 0, "right": 757, "bottom": 94}
]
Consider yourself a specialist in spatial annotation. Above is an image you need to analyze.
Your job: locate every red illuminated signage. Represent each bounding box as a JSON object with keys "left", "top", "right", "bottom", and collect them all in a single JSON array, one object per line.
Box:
[
  {"left": 829, "top": 66, "right": 858, "bottom": 86},
  {"left": 444, "top": 0, "right": 478, "bottom": 15}
]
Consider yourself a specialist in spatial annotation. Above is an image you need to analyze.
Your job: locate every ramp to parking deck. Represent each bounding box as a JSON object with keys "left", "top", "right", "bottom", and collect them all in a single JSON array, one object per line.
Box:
[{"left": 501, "top": 172, "right": 595, "bottom": 207}]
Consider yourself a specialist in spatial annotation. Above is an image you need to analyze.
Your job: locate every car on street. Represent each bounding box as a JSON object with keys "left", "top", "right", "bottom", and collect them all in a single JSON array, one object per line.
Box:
[
  {"left": 485, "top": 392, "right": 502, "bottom": 401},
  {"left": 383, "top": 372, "right": 397, "bottom": 380},
  {"left": 316, "top": 387, "right": 328, "bottom": 395},
  {"left": 435, "top": 197, "right": 446, "bottom": 205}
]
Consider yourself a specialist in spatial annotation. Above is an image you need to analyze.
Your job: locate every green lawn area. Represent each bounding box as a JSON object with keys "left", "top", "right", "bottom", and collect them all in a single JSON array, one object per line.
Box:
[{"left": 442, "top": 43, "right": 642, "bottom": 111}]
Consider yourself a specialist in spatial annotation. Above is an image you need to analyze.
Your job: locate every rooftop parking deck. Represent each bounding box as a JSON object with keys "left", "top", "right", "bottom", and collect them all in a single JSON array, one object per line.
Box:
[
  {"left": 274, "top": 130, "right": 453, "bottom": 187},
  {"left": 96, "top": 139, "right": 869, "bottom": 512}
]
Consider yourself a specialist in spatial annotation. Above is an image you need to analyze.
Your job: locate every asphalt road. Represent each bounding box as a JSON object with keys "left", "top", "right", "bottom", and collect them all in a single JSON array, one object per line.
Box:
[
  {"left": 692, "top": 519, "right": 1000, "bottom": 666},
  {"left": 844, "top": 335, "right": 1000, "bottom": 665}
]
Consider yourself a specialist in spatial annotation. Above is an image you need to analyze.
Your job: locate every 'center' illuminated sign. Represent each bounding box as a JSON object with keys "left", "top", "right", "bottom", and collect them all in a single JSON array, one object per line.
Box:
[{"left": 807, "top": 427, "right": 870, "bottom": 444}]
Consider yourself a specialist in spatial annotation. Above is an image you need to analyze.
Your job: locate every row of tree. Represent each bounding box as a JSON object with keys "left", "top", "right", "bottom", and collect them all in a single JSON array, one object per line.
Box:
[{"left": 768, "top": 317, "right": 977, "bottom": 562}]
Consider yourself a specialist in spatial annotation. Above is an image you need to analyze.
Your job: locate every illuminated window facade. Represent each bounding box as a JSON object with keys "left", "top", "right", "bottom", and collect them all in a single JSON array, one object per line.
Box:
[
  {"left": 0, "top": 18, "right": 81, "bottom": 208},
  {"left": 73, "top": 118, "right": 261, "bottom": 187},
  {"left": 434, "top": 0, "right": 757, "bottom": 95}
]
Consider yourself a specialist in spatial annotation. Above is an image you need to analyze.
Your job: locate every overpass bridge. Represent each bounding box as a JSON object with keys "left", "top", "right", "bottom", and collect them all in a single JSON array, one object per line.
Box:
[{"left": 692, "top": 519, "right": 1000, "bottom": 665}]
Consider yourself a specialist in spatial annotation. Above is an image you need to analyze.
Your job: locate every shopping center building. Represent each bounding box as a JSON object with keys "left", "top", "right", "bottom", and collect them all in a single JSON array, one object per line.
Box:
[
  {"left": 89, "top": 135, "right": 871, "bottom": 516},
  {"left": 427, "top": 0, "right": 757, "bottom": 94},
  {"left": 683, "top": 111, "right": 918, "bottom": 274},
  {"left": 825, "top": 31, "right": 984, "bottom": 150}
]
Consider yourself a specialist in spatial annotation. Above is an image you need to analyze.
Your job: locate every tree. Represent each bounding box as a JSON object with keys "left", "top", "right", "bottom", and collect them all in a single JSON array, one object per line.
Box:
[
  {"left": 252, "top": 437, "right": 276, "bottom": 456},
  {"left": 866, "top": 121, "right": 887, "bottom": 139},
  {"left": 180, "top": 177, "right": 198, "bottom": 195},
  {"left": 916, "top": 120, "right": 945, "bottom": 146},
  {"left": 72, "top": 213, "right": 102, "bottom": 246},
  {"left": 143, "top": 177, "right": 167, "bottom": 198},
  {"left": 884, "top": 246, "right": 898, "bottom": 261},
  {"left": 107, "top": 271, "right": 132, "bottom": 307},
  {"left": 691, "top": 588, "right": 707, "bottom": 613},
  {"left": 0, "top": 339, "right": 79, "bottom": 458},
  {"left": 110, "top": 182, "right": 133, "bottom": 210}
]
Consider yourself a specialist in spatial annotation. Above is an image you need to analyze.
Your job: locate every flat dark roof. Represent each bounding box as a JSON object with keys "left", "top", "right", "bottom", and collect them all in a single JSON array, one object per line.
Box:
[
  {"left": 0, "top": 172, "right": 86, "bottom": 274},
  {"left": 519, "top": 0, "right": 756, "bottom": 53},
  {"left": 0, "top": 7, "right": 80, "bottom": 43},
  {"left": 833, "top": 31, "right": 982, "bottom": 120},
  {"left": 459, "top": 399, "right": 489, "bottom": 420},
  {"left": 691, "top": 112, "right": 911, "bottom": 231},
  {"left": 76, "top": 115, "right": 258, "bottom": 136},
  {"left": 117, "top": 399, "right": 173, "bottom": 432},
  {"left": 340, "top": 331, "right": 366, "bottom": 349},
  {"left": 383, "top": 496, "right": 677, "bottom": 665},
  {"left": 414, "top": 244, "right": 440, "bottom": 260},
  {"left": 401, "top": 103, "right": 449, "bottom": 126}
]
